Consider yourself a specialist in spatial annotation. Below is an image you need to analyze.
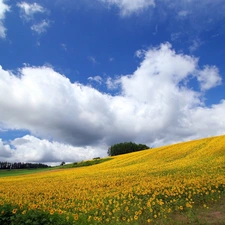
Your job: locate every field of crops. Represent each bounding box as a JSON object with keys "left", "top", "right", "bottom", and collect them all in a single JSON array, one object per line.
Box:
[{"left": 0, "top": 135, "right": 225, "bottom": 224}]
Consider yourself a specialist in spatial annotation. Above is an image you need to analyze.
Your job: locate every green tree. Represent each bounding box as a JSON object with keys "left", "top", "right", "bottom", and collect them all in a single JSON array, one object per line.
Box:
[
  {"left": 108, "top": 142, "right": 150, "bottom": 156},
  {"left": 60, "top": 161, "right": 65, "bottom": 166}
]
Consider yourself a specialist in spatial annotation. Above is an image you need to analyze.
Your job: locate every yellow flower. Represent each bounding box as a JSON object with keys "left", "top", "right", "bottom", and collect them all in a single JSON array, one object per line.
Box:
[
  {"left": 134, "top": 215, "right": 138, "bottom": 220},
  {"left": 186, "top": 202, "right": 192, "bottom": 208},
  {"left": 12, "top": 209, "right": 17, "bottom": 214},
  {"left": 74, "top": 213, "right": 79, "bottom": 220},
  {"left": 49, "top": 209, "right": 55, "bottom": 215}
]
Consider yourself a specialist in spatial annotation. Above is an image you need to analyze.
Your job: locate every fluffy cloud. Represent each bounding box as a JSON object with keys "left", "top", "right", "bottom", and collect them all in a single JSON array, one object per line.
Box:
[
  {"left": 17, "top": 2, "right": 46, "bottom": 20},
  {"left": 0, "top": 135, "right": 107, "bottom": 163},
  {"left": 106, "top": 77, "right": 120, "bottom": 90},
  {"left": 0, "top": 43, "right": 224, "bottom": 163},
  {"left": 197, "top": 66, "right": 222, "bottom": 91},
  {"left": 0, "top": 65, "right": 111, "bottom": 146},
  {"left": 99, "top": 0, "right": 155, "bottom": 16},
  {"left": 0, "top": 0, "right": 9, "bottom": 20},
  {"left": 10, "top": 135, "right": 106, "bottom": 163},
  {"left": 0, "top": 139, "right": 12, "bottom": 159},
  {"left": 0, "top": 0, "right": 10, "bottom": 38}
]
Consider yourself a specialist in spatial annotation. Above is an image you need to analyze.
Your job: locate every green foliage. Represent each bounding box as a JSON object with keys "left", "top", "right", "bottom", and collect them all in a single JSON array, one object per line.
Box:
[
  {"left": 0, "top": 204, "right": 76, "bottom": 225},
  {"left": 59, "top": 157, "right": 113, "bottom": 169},
  {"left": 0, "top": 168, "right": 53, "bottom": 178},
  {"left": 108, "top": 142, "right": 150, "bottom": 156},
  {"left": 60, "top": 161, "right": 65, "bottom": 166}
]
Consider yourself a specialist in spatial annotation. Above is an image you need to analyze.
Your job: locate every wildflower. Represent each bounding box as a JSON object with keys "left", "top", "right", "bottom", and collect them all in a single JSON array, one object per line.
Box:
[
  {"left": 12, "top": 209, "right": 17, "bottom": 214},
  {"left": 74, "top": 213, "right": 79, "bottom": 220},
  {"left": 186, "top": 202, "right": 192, "bottom": 208},
  {"left": 134, "top": 215, "right": 138, "bottom": 220}
]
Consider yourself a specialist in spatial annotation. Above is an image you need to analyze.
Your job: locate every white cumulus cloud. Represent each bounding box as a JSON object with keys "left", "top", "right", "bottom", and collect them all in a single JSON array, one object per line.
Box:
[
  {"left": 0, "top": 43, "right": 224, "bottom": 163},
  {"left": 10, "top": 135, "right": 106, "bottom": 163},
  {"left": 197, "top": 65, "right": 222, "bottom": 91},
  {"left": 0, "top": 135, "right": 107, "bottom": 163},
  {"left": 0, "top": 139, "right": 12, "bottom": 159}
]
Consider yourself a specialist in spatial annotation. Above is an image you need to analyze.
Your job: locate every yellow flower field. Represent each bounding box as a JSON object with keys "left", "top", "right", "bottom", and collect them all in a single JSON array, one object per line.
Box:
[{"left": 0, "top": 135, "right": 225, "bottom": 224}]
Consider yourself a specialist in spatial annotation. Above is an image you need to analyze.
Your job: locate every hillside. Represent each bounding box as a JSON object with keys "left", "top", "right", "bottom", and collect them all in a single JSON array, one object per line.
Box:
[
  {"left": 100, "top": 134, "right": 225, "bottom": 171},
  {"left": 0, "top": 135, "right": 225, "bottom": 225}
]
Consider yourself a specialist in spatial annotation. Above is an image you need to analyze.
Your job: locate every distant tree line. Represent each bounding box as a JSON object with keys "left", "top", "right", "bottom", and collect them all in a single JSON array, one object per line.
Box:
[
  {"left": 108, "top": 142, "right": 150, "bottom": 156},
  {"left": 0, "top": 162, "right": 49, "bottom": 169}
]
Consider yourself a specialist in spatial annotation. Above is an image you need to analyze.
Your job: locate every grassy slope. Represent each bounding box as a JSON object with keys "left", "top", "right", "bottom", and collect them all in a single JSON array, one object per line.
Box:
[
  {"left": 0, "top": 158, "right": 113, "bottom": 178},
  {"left": 57, "top": 157, "right": 113, "bottom": 169},
  {"left": 0, "top": 168, "right": 53, "bottom": 177}
]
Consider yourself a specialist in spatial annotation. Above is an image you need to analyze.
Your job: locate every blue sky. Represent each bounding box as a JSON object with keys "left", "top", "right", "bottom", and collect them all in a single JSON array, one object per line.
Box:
[{"left": 0, "top": 0, "right": 225, "bottom": 164}]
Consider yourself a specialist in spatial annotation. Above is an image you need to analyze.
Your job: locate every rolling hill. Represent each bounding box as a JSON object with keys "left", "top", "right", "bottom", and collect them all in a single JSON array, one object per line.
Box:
[{"left": 0, "top": 135, "right": 225, "bottom": 225}]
